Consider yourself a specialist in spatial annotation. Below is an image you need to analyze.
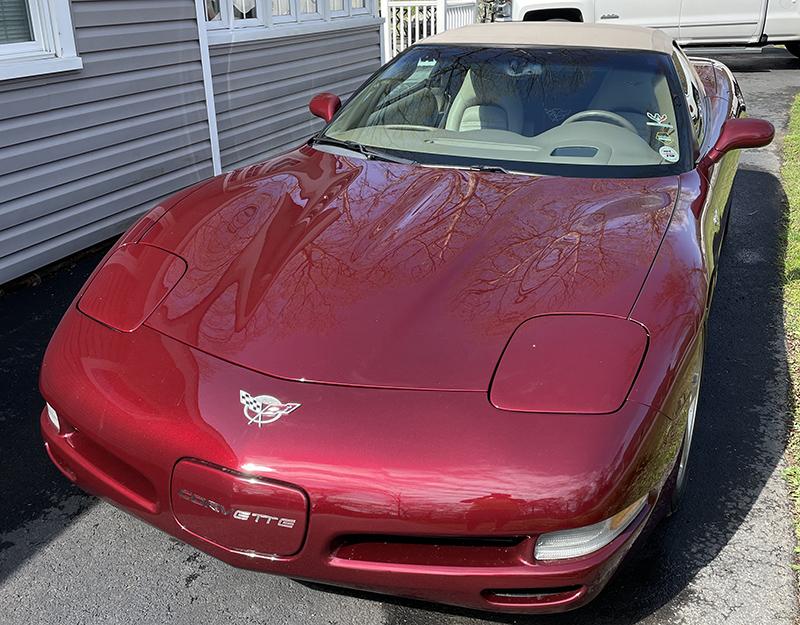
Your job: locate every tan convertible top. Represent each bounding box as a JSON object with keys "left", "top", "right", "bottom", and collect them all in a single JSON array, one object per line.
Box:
[{"left": 419, "top": 22, "right": 675, "bottom": 55}]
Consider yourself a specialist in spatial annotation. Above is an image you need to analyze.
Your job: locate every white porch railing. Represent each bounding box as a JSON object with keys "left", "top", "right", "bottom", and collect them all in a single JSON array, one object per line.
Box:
[
  {"left": 380, "top": 0, "right": 477, "bottom": 62},
  {"left": 445, "top": 0, "right": 477, "bottom": 29}
]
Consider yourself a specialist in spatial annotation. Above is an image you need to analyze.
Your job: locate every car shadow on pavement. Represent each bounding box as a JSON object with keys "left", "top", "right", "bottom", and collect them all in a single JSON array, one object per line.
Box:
[
  {"left": 299, "top": 167, "right": 793, "bottom": 625},
  {"left": 0, "top": 244, "right": 112, "bottom": 581}
]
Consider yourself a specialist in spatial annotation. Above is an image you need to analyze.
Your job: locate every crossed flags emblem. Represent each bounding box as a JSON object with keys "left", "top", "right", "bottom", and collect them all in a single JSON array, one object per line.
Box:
[{"left": 239, "top": 390, "right": 301, "bottom": 427}]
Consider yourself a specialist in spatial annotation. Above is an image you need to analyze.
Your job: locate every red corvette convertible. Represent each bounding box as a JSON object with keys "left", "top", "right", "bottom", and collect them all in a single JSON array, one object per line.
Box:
[{"left": 39, "top": 23, "right": 773, "bottom": 614}]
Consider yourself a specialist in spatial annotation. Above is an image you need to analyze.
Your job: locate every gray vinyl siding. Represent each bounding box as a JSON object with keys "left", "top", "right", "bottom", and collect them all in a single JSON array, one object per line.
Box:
[
  {"left": 210, "top": 23, "right": 382, "bottom": 170},
  {"left": 0, "top": 0, "right": 215, "bottom": 284}
]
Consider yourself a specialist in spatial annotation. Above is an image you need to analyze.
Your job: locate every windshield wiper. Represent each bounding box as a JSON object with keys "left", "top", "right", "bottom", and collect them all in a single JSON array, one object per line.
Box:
[
  {"left": 465, "top": 164, "right": 513, "bottom": 174},
  {"left": 311, "top": 136, "right": 417, "bottom": 165}
]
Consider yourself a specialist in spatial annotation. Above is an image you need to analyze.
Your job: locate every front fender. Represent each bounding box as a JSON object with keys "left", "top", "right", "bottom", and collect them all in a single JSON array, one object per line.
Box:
[{"left": 628, "top": 171, "right": 708, "bottom": 417}]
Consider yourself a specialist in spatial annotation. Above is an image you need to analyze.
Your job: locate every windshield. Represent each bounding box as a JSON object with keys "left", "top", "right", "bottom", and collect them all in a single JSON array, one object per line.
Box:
[{"left": 321, "top": 45, "right": 691, "bottom": 178}]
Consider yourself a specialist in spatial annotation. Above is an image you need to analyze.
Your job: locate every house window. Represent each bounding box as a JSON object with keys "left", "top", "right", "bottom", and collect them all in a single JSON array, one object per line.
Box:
[
  {"left": 0, "top": 0, "right": 32, "bottom": 44},
  {"left": 272, "top": 0, "right": 294, "bottom": 22},
  {"left": 300, "top": 0, "right": 318, "bottom": 15},
  {"left": 206, "top": 0, "right": 223, "bottom": 21},
  {"left": 330, "top": 0, "right": 366, "bottom": 16},
  {"left": 233, "top": 0, "right": 258, "bottom": 19},
  {"left": 272, "top": 0, "right": 292, "bottom": 17},
  {"left": 0, "top": 0, "right": 82, "bottom": 81},
  {"left": 206, "top": 0, "right": 375, "bottom": 37}
]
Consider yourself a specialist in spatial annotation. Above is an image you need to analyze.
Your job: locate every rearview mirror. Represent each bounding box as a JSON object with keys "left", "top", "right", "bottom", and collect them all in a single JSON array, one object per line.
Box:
[
  {"left": 702, "top": 118, "right": 775, "bottom": 167},
  {"left": 309, "top": 93, "right": 341, "bottom": 123}
]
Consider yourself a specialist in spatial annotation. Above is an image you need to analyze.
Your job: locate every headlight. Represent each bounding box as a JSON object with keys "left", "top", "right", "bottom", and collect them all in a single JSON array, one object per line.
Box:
[
  {"left": 534, "top": 495, "right": 648, "bottom": 561},
  {"left": 490, "top": 315, "right": 648, "bottom": 414},
  {"left": 78, "top": 243, "right": 186, "bottom": 332}
]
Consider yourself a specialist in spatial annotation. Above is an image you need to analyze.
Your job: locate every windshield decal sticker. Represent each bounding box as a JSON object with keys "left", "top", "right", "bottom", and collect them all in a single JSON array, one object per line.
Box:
[
  {"left": 647, "top": 112, "right": 673, "bottom": 129},
  {"left": 656, "top": 132, "right": 674, "bottom": 144},
  {"left": 659, "top": 145, "right": 680, "bottom": 163}
]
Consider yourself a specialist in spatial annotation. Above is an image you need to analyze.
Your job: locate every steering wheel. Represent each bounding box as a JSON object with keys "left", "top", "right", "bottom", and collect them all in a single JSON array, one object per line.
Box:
[{"left": 563, "top": 110, "right": 638, "bottom": 134}]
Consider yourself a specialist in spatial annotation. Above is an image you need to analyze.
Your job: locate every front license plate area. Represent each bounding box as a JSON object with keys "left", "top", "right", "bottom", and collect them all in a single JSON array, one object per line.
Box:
[{"left": 171, "top": 459, "right": 308, "bottom": 557}]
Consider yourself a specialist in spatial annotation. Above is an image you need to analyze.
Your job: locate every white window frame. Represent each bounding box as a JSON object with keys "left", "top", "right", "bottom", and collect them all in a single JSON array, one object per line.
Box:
[
  {"left": 297, "top": 0, "right": 324, "bottom": 23},
  {"left": 329, "top": 0, "right": 347, "bottom": 18},
  {"left": 329, "top": 0, "right": 369, "bottom": 19},
  {"left": 206, "top": 0, "right": 380, "bottom": 45},
  {"left": 270, "top": 0, "right": 297, "bottom": 25},
  {"left": 205, "top": 0, "right": 230, "bottom": 30},
  {"left": 207, "top": 0, "right": 264, "bottom": 28},
  {"left": 231, "top": 0, "right": 263, "bottom": 27},
  {"left": 0, "top": 0, "right": 82, "bottom": 81},
  {"left": 349, "top": 0, "right": 370, "bottom": 17}
]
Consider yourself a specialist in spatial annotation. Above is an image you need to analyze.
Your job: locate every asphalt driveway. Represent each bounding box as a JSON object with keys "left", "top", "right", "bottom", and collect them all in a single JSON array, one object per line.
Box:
[{"left": 0, "top": 48, "right": 797, "bottom": 625}]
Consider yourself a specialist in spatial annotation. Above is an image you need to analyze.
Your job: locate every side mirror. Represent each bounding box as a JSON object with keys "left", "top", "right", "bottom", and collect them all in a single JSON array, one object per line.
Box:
[
  {"left": 702, "top": 117, "right": 775, "bottom": 167},
  {"left": 309, "top": 93, "right": 341, "bottom": 123}
]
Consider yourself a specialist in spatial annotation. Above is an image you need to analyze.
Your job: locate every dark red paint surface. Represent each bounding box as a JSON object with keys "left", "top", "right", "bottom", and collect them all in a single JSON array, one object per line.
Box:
[
  {"left": 172, "top": 460, "right": 309, "bottom": 557},
  {"left": 78, "top": 244, "right": 186, "bottom": 333},
  {"left": 309, "top": 92, "right": 342, "bottom": 123},
  {"left": 141, "top": 156, "right": 677, "bottom": 392},
  {"left": 38, "top": 56, "right": 772, "bottom": 614},
  {"left": 491, "top": 315, "right": 648, "bottom": 414},
  {"left": 40, "top": 313, "right": 667, "bottom": 612},
  {"left": 703, "top": 117, "right": 775, "bottom": 167}
]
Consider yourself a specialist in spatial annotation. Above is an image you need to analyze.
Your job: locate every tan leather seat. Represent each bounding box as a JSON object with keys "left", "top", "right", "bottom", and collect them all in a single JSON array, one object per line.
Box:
[{"left": 446, "top": 70, "right": 525, "bottom": 134}]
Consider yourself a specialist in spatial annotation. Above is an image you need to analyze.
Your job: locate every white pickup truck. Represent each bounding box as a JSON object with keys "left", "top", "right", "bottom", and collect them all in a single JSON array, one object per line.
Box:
[{"left": 498, "top": 0, "right": 800, "bottom": 57}]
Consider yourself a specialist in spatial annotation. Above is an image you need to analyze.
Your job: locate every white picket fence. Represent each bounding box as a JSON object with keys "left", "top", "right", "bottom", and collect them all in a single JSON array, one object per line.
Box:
[{"left": 380, "top": 0, "right": 478, "bottom": 62}]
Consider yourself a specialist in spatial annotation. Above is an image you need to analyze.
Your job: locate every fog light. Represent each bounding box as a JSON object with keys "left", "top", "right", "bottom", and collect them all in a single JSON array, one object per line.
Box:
[
  {"left": 46, "top": 403, "right": 60, "bottom": 433},
  {"left": 534, "top": 496, "right": 647, "bottom": 561}
]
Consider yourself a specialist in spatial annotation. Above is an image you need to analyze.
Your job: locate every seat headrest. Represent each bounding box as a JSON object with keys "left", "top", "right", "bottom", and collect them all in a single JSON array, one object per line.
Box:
[
  {"left": 446, "top": 70, "right": 525, "bottom": 134},
  {"left": 459, "top": 105, "right": 509, "bottom": 132}
]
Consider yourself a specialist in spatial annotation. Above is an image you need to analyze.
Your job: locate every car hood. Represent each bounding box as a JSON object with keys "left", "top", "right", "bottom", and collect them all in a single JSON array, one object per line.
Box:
[{"left": 142, "top": 145, "right": 678, "bottom": 391}]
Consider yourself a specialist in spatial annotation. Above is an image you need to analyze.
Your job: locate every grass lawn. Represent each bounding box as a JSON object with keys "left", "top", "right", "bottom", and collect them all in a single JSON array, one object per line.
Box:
[{"left": 782, "top": 93, "right": 800, "bottom": 565}]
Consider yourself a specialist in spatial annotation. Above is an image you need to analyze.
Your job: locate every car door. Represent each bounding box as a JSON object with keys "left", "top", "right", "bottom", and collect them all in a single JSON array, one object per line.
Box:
[
  {"left": 680, "top": 0, "right": 766, "bottom": 44},
  {"left": 594, "top": 0, "right": 681, "bottom": 38},
  {"left": 678, "top": 47, "right": 740, "bottom": 294},
  {"left": 673, "top": 48, "right": 722, "bottom": 277}
]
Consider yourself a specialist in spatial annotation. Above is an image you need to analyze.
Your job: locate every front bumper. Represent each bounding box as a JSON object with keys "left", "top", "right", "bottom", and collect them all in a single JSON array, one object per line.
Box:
[{"left": 39, "top": 314, "right": 676, "bottom": 614}]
